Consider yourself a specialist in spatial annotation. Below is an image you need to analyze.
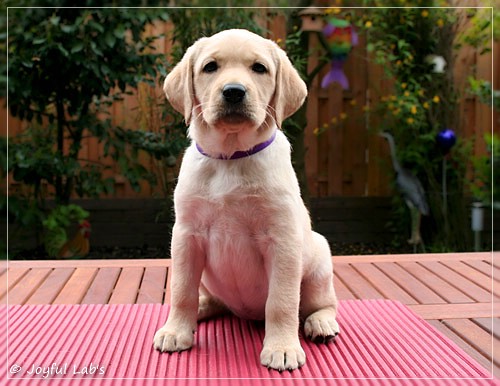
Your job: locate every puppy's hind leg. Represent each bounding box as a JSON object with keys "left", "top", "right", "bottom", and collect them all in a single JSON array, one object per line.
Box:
[
  {"left": 301, "top": 232, "right": 340, "bottom": 344},
  {"left": 198, "top": 284, "right": 229, "bottom": 321}
]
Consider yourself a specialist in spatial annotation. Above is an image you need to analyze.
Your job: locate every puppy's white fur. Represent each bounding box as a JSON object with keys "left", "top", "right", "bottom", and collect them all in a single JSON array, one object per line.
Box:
[{"left": 153, "top": 29, "right": 339, "bottom": 371}]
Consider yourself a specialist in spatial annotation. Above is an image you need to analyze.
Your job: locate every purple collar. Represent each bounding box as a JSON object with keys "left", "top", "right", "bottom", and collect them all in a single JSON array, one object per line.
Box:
[{"left": 196, "top": 131, "right": 277, "bottom": 160}]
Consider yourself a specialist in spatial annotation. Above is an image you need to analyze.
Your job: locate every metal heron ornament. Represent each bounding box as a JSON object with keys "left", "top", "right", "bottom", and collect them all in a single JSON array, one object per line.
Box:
[{"left": 379, "top": 132, "right": 430, "bottom": 251}]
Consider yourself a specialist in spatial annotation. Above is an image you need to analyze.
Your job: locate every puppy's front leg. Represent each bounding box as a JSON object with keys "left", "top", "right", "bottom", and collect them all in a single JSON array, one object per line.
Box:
[
  {"left": 153, "top": 223, "right": 204, "bottom": 352},
  {"left": 260, "top": 242, "right": 305, "bottom": 371}
]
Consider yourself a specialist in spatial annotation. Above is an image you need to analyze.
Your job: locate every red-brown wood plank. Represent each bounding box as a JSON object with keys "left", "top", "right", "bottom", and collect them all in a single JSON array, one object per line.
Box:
[
  {"left": 399, "top": 261, "right": 474, "bottom": 304},
  {"left": 4, "top": 268, "right": 52, "bottom": 305},
  {"left": 441, "top": 260, "right": 500, "bottom": 297},
  {"left": 427, "top": 319, "right": 497, "bottom": 377},
  {"left": 351, "top": 263, "right": 418, "bottom": 304},
  {"left": 0, "top": 267, "right": 29, "bottom": 301},
  {"left": 375, "top": 262, "right": 446, "bottom": 304},
  {"left": 108, "top": 267, "right": 144, "bottom": 304},
  {"left": 334, "top": 263, "right": 384, "bottom": 300},
  {"left": 53, "top": 267, "right": 98, "bottom": 304},
  {"left": 409, "top": 303, "right": 497, "bottom": 319},
  {"left": 136, "top": 266, "right": 167, "bottom": 304},
  {"left": 442, "top": 318, "right": 498, "bottom": 372},
  {"left": 333, "top": 274, "right": 357, "bottom": 300},
  {"left": 465, "top": 259, "right": 500, "bottom": 281},
  {"left": 25, "top": 267, "right": 75, "bottom": 305},
  {"left": 81, "top": 267, "right": 121, "bottom": 304},
  {"left": 474, "top": 317, "right": 500, "bottom": 339}
]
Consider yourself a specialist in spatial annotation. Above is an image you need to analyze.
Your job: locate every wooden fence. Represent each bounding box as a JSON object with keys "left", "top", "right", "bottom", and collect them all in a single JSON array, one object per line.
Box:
[{"left": 2, "top": 8, "right": 498, "bottom": 199}]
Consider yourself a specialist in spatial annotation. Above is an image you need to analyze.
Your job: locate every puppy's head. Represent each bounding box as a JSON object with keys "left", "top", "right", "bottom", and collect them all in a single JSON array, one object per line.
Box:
[{"left": 164, "top": 29, "right": 307, "bottom": 156}]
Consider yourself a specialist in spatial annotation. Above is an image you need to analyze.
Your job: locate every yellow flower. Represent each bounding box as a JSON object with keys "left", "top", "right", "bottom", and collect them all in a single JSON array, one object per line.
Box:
[
  {"left": 407, "top": 117, "right": 415, "bottom": 124},
  {"left": 418, "top": 89, "right": 425, "bottom": 97},
  {"left": 275, "top": 38, "right": 282, "bottom": 45},
  {"left": 421, "top": 10, "right": 429, "bottom": 18},
  {"left": 313, "top": 127, "right": 320, "bottom": 136},
  {"left": 340, "top": 112, "right": 348, "bottom": 120},
  {"left": 331, "top": 117, "right": 338, "bottom": 124},
  {"left": 390, "top": 95, "right": 397, "bottom": 101},
  {"left": 404, "top": 91, "right": 410, "bottom": 97},
  {"left": 322, "top": 122, "right": 329, "bottom": 129},
  {"left": 437, "top": 18, "right": 444, "bottom": 28},
  {"left": 401, "top": 83, "right": 407, "bottom": 89},
  {"left": 365, "top": 20, "right": 373, "bottom": 28},
  {"left": 393, "top": 108, "right": 401, "bottom": 116},
  {"left": 423, "top": 102, "right": 430, "bottom": 109},
  {"left": 433, "top": 95, "right": 440, "bottom": 103},
  {"left": 411, "top": 105, "right": 417, "bottom": 114},
  {"left": 396, "top": 60, "right": 402, "bottom": 67},
  {"left": 350, "top": 99, "right": 357, "bottom": 106},
  {"left": 362, "top": 105, "right": 370, "bottom": 112},
  {"left": 326, "top": 7, "right": 342, "bottom": 14}
]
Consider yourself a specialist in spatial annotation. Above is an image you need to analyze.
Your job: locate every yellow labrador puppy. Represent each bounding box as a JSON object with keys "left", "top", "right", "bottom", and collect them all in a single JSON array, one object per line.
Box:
[{"left": 153, "top": 29, "right": 339, "bottom": 371}]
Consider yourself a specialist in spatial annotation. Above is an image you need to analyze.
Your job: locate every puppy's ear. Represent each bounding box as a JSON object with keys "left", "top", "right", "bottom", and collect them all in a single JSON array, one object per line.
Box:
[
  {"left": 163, "top": 43, "right": 199, "bottom": 125},
  {"left": 272, "top": 45, "right": 308, "bottom": 128}
]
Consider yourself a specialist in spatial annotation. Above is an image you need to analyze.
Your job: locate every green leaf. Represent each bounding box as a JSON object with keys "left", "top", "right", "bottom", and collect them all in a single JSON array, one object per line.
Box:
[
  {"left": 104, "top": 33, "right": 116, "bottom": 48},
  {"left": 70, "top": 42, "right": 84, "bottom": 53}
]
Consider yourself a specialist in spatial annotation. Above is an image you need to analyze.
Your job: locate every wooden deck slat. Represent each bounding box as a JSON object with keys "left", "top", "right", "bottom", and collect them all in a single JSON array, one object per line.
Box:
[
  {"left": 399, "top": 261, "right": 474, "bottom": 304},
  {"left": 4, "top": 268, "right": 52, "bottom": 305},
  {"left": 465, "top": 260, "right": 500, "bottom": 282},
  {"left": 333, "top": 252, "right": 494, "bottom": 263},
  {"left": 375, "top": 262, "right": 446, "bottom": 304},
  {"left": 334, "top": 263, "right": 384, "bottom": 299},
  {"left": 53, "top": 267, "right": 98, "bottom": 304},
  {"left": 136, "top": 266, "right": 168, "bottom": 304},
  {"left": 81, "top": 267, "right": 121, "bottom": 304},
  {"left": 349, "top": 263, "right": 418, "bottom": 304},
  {"left": 108, "top": 267, "right": 144, "bottom": 304},
  {"left": 474, "top": 317, "right": 500, "bottom": 340},
  {"left": 409, "top": 303, "right": 497, "bottom": 319},
  {"left": 441, "top": 260, "right": 500, "bottom": 297},
  {"left": 0, "top": 267, "right": 29, "bottom": 301},
  {"left": 427, "top": 319, "right": 498, "bottom": 377},
  {"left": 25, "top": 267, "right": 75, "bottom": 305},
  {"left": 443, "top": 318, "right": 498, "bottom": 368},
  {"left": 333, "top": 274, "right": 357, "bottom": 300}
]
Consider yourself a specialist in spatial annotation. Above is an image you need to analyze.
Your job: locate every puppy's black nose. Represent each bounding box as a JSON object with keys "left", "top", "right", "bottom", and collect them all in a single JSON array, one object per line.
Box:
[{"left": 222, "top": 84, "right": 246, "bottom": 104}]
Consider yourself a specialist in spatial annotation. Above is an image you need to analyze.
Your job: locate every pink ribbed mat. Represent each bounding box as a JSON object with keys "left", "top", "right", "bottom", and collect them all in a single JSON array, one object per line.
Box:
[{"left": 1, "top": 300, "right": 497, "bottom": 385}]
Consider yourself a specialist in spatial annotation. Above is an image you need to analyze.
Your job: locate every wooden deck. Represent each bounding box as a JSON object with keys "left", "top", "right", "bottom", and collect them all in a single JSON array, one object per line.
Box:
[{"left": 1, "top": 252, "right": 499, "bottom": 377}]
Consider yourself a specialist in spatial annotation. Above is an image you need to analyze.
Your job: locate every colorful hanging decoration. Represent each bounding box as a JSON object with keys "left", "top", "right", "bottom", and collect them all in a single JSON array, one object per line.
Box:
[{"left": 321, "top": 17, "right": 358, "bottom": 89}]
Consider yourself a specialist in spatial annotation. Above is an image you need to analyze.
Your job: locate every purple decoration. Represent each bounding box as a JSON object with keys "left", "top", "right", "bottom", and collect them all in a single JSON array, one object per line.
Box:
[
  {"left": 436, "top": 129, "right": 456, "bottom": 154},
  {"left": 321, "top": 60, "right": 349, "bottom": 89}
]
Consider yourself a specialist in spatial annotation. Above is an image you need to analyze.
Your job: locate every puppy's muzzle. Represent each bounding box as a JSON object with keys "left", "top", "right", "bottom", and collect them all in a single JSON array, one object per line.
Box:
[{"left": 222, "top": 83, "right": 246, "bottom": 104}]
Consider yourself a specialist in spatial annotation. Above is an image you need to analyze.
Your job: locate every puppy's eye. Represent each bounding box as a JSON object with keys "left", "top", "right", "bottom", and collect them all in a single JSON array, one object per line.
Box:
[
  {"left": 251, "top": 63, "right": 267, "bottom": 74},
  {"left": 203, "top": 61, "right": 218, "bottom": 73}
]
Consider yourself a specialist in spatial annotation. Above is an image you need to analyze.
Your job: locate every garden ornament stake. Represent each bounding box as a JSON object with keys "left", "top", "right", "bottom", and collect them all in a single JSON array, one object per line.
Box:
[{"left": 379, "top": 132, "right": 430, "bottom": 252}]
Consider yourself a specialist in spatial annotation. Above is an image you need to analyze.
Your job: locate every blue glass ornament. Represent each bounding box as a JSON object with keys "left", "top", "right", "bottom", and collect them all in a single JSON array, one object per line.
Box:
[{"left": 436, "top": 129, "right": 456, "bottom": 155}]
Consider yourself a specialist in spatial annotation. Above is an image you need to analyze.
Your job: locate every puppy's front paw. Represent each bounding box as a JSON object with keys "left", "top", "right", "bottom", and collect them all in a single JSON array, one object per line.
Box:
[
  {"left": 153, "top": 326, "right": 194, "bottom": 353},
  {"left": 260, "top": 339, "right": 306, "bottom": 371},
  {"left": 304, "top": 309, "right": 340, "bottom": 343}
]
